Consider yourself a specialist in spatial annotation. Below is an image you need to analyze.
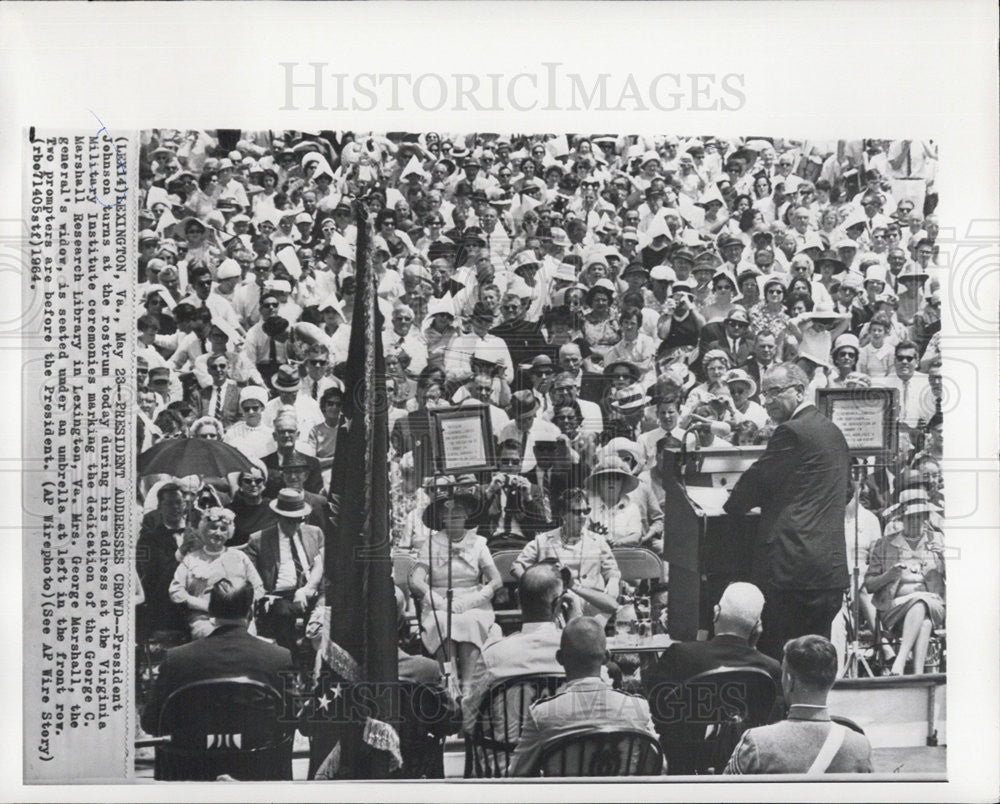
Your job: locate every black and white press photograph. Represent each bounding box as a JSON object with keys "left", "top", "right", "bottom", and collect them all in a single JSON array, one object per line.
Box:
[{"left": 130, "top": 129, "right": 948, "bottom": 781}]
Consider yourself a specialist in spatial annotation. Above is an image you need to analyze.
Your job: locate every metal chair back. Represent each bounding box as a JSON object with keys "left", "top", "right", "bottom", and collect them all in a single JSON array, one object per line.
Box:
[
  {"left": 612, "top": 547, "right": 665, "bottom": 582},
  {"left": 491, "top": 550, "right": 522, "bottom": 585}
]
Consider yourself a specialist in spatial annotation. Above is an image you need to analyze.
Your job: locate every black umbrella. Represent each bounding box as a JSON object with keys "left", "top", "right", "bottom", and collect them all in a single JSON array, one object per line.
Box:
[{"left": 138, "top": 437, "right": 256, "bottom": 477}]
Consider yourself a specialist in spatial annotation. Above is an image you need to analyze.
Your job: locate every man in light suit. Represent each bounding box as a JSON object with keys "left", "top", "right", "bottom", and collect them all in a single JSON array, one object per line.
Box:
[
  {"left": 508, "top": 617, "right": 658, "bottom": 776},
  {"left": 461, "top": 563, "right": 568, "bottom": 736},
  {"left": 243, "top": 488, "right": 324, "bottom": 652},
  {"left": 724, "top": 362, "right": 851, "bottom": 660},
  {"left": 724, "top": 635, "right": 872, "bottom": 774}
]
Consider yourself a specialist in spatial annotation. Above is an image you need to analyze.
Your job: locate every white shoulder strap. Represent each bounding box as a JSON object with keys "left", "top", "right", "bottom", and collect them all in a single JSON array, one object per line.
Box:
[{"left": 808, "top": 723, "right": 847, "bottom": 774}]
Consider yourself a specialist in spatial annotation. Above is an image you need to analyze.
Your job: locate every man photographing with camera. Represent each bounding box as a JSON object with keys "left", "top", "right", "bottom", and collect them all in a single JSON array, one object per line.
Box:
[{"left": 480, "top": 438, "right": 551, "bottom": 544}]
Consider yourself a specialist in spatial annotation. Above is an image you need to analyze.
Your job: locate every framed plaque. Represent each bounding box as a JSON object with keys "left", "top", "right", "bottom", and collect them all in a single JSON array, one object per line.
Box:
[
  {"left": 816, "top": 387, "right": 899, "bottom": 457},
  {"left": 429, "top": 404, "right": 496, "bottom": 475}
]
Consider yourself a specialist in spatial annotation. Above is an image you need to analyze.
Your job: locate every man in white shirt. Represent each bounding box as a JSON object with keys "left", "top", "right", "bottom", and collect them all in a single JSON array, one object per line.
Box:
[
  {"left": 445, "top": 302, "right": 514, "bottom": 384},
  {"left": 384, "top": 303, "right": 428, "bottom": 378},
  {"left": 880, "top": 340, "right": 934, "bottom": 432},
  {"left": 178, "top": 266, "right": 244, "bottom": 333},
  {"left": 169, "top": 306, "right": 212, "bottom": 372},
  {"left": 261, "top": 364, "right": 323, "bottom": 434},
  {"left": 461, "top": 563, "right": 570, "bottom": 735}
]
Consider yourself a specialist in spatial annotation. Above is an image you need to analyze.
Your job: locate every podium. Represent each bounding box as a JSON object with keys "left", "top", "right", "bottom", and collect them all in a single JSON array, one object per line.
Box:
[{"left": 660, "top": 447, "right": 761, "bottom": 641}]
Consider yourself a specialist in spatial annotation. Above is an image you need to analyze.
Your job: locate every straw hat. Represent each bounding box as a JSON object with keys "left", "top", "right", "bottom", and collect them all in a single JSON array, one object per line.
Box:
[
  {"left": 884, "top": 487, "right": 942, "bottom": 518},
  {"left": 269, "top": 488, "right": 313, "bottom": 519}
]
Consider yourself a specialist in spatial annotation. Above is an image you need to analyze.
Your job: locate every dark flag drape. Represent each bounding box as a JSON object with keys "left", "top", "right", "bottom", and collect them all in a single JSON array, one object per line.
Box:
[{"left": 322, "top": 202, "right": 399, "bottom": 778}]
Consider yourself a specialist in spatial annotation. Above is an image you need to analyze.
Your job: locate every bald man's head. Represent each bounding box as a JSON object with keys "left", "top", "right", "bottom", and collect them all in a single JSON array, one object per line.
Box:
[
  {"left": 557, "top": 616, "right": 607, "bottom": 678},
  {"left": 714, "top": 582, "right": 765, "bottom": 639},
  {"left": 518, "top": 563, "right": 564, "bottom": 623}
]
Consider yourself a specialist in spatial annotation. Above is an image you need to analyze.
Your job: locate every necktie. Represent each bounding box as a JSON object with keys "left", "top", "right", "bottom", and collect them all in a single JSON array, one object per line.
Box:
[
  {"left": 288, "top": 530, "right": 306, "bottom": 587},
  {"left": 214, "top": 385, "right": 224, "bottom": 420},
  {"left": 268, "top": 337, "right": 277, "bottom": 364},
  {"left": 311, "top": 380, "right": 317, "bottom": 400}
]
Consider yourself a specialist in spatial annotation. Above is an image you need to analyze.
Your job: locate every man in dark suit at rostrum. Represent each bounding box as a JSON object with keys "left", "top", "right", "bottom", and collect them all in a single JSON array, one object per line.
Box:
[
  {"left": 723, "top": 362, "right": 851, "bottom": 661},
  {"left": 243, "top": 488, "right": 324, "bottom": 653},
  {"left": 141, "top": 579, "right": 295, "bottom": 737}
]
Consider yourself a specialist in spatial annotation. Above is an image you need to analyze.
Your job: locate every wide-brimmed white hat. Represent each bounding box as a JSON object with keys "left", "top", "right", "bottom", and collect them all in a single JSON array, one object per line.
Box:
[{"left": 584, "top": 457, "right": 640, "bottom": 495}]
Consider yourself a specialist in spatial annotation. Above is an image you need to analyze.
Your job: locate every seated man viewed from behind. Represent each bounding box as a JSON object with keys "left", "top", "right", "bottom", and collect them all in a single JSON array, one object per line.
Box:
[
  {"left": 461, "top": 563, "right": 570, "bottom": 736},
  {"left": 141, "top": 578, "right": 294, "bottom": 737},
  {"left": 724, "top": 634, "right": 873, "bottom": 775},
  {"left": 507, "top": 616, "right": 659, "bottom": 776},
  {"left": 643, "top": 581, "right": 783, "bottom": 713}
]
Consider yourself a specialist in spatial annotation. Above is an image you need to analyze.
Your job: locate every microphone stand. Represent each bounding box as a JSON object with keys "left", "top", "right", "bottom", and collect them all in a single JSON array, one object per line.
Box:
[
  {"left": 446, "top": 524, "right": 454, "bottom": 677},
  {"left": 425, "top": 479, "right": 459, "bottom": 697}
]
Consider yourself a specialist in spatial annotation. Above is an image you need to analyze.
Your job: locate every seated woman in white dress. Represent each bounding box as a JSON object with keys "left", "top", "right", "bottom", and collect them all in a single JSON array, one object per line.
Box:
[
  {"left": 168, "top": 507, "right": 265, "bottom": 639},
  {"left": 409, "top": 484, "right": 502, "bottom": 695}
]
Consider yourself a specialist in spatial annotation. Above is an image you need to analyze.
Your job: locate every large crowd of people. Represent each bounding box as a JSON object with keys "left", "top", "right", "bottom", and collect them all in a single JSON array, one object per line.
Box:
[{"left": 134, "top": 130, "right": 944, "bottom": 777}]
